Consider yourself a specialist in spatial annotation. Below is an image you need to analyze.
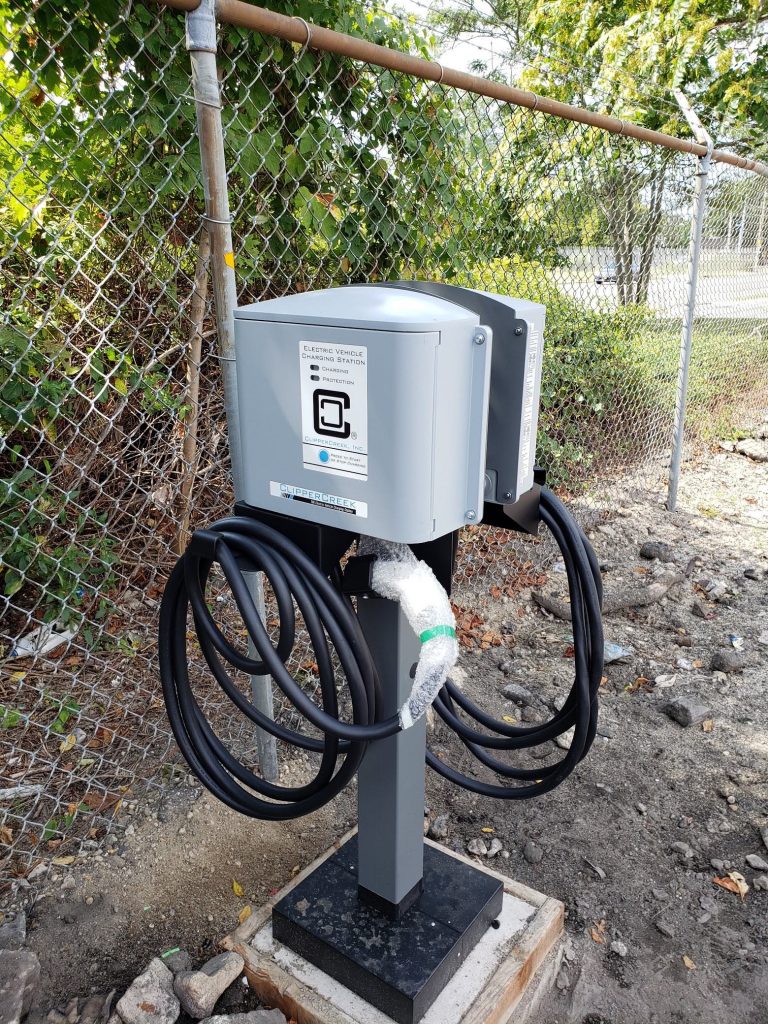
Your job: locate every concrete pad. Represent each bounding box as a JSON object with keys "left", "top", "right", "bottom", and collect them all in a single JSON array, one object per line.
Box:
[{"left": 222, "top": 832, "right": 563, "bottom": 1024}]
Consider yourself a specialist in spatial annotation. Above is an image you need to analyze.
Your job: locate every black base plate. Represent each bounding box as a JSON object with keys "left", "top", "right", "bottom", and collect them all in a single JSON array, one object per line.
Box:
[{"left": 272, "top": 836, "right": 503, "bottom": 1024}]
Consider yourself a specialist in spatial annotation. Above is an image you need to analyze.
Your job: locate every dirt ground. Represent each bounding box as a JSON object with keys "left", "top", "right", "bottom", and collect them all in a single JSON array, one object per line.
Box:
[{"left": 11, "top": 421, "right": 768, "bottom": 1024}]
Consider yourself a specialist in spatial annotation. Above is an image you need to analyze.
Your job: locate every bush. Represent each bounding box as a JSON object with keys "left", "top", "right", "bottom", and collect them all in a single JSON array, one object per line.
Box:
[{"left": 446, "top": 257, "right": 662, "bottom": 488}]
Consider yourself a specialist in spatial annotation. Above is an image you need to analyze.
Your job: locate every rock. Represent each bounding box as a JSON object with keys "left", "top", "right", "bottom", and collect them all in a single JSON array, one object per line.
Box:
[
  {"left": 466, "top": 838, "right": 488, "bottom": 857},
  {"left": 610, "top": 940, "right": 628, "bottom": 958},
  {"left": 640, "top": 541, "right": 674, "bottom": 562},
  {"left": 744, "top": 567, "right": 763, "bottom": 581},
  {"left": 636, "top": 802, "right": 647, "bottom": 815},
  {"left": 427, "top": 814, "right": 449, "bottom": 842},
  {"left": 174, "top": 952, "right": 244, "bottom": 1018},
  {"left": 663, "top": 698, "right": 712, "bottom": 728},
  {"left": 501, "top": 683, "right": 537, "bottom": 706},
  {"left": 0, "top": 913, "right": 26, "bottom": 950},
  {"left": 710, "top": 650, "right": 746, "bottom": 674},
  {"left": 497, "top": 659, "right": 514, "bottom": 675},
  {"left": 117, "top": 958, "right": 179, "bottom": 1024},
  {"left": 655, "top": 919, "right": 674, "bottom": 938},
  {"left": 521, "top": 706, "right": 543, "bottom": 723},
  {"left": 61, "top": 876, "right": 76, "bottom": 892},
  {"left": 200, "top": 1014, "right": 286, "bottom": 1024},
  {"left": 761, "top": 827, "right": 768, "bottom": 853},
  {"left": 487, "top": 838, "right": 503, "bottom": 858},
  {"left": 161, "top": 950, "right": 193, "bottom": 975},
  {"left": 79, "top": 993, "right": 116, "bottom": 1024},
  {"left": 735, "top": 438, "right": 768, "bottom": 462},
  {"left": 692, "top": 599, "right": 715, "bottom": 620},
  {"left": 670, "top": 841, "right": 695, "bottom": 861},
  {"left": 555, "top": 967, "right": 570, "bottom": 991},
  {"left": 753, "top": 875, "right": 768, "bottom": 891},
  {"left": 523, "top": 840, "right": 543, "bottom": 865},
  {"left": 710, "top": 859, "right": 725, "bottom": 872},
  {"left": 746, "top": 854, "right": 768, "bottom": 871},
  {"left": 0, "top": 949, "right": 40, "bottom": 1024},
  {"left": 27, "top": 862, "right": 48, "bottom": 882},
  {"left": 555, "top": 728, "right": 574, "bottom": 750}
]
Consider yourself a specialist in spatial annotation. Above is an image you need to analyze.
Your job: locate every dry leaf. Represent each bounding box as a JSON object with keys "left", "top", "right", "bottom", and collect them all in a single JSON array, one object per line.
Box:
[
  {"left": 59, "top": 734, "right": 76, "bottom": 754},
  {"left": 590, "top": 919, "right": 607, "bottom": 944},
  {"left": 502, "top": 715, "right": 516, "bottom": 723},
  {"left": 238, "top": 905, "right": 252, "bottom": 925},
  {"left": 232, "top": 879, "right": 245, "bottom": 897},
  {"left": 713, "top": 872, "right": 749, "bottom": 900},
  {"left": 682, "top": 955, "right": 696, "bottom": 971},
  {"left": 0, "top": 825, "right": 13, "bottom": 845},
  {"left": 702, "top": 718, "right": 714, "bottom": 733},
  {"left": 290, "top": 864, "right": 300, "bottom": 877},
  {"left": 480, "top": 827, "right": 494, "bottom": 834},
  {"left": 52, "top": 855, "right": 75, "bottom": 866}
]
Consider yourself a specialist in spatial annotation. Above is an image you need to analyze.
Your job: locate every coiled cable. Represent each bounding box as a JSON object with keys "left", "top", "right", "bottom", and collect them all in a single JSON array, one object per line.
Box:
[
  {"left": 159, "top": 516, "right": 400, "bottom": 820},
  {"left": 427, "top": 488, "right": 603, "bottom": 797},
  {"left": 159, "top": 488, "right": 602, "bottom": 817}
]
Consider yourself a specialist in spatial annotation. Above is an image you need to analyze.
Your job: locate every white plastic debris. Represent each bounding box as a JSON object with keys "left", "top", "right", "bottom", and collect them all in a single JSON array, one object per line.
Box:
[
  {"left": 358, "top": 537, "right": 458, "bottom": 729},
  {"left": 8, "top": 622, "right": 78, "bottom": 660}
]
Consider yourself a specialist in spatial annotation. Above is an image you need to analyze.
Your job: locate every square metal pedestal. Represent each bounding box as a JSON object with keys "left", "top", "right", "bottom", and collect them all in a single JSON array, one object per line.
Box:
[{"left": 272, "top": 835, "right": 504, "bottom": 1024}]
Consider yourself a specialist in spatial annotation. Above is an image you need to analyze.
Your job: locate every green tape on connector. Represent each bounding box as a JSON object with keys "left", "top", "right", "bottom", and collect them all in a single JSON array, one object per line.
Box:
[{"left": 419, "top": 625, "right": 456, "bottom": 643}]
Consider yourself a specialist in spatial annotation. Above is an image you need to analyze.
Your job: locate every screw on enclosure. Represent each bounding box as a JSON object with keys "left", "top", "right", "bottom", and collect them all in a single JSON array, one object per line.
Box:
[
  {"left": 465, "top": 510, "right": 477, "bottom": 520},
  {"left": 473, "top": 331, "right": 486, "bottom": 345},
  {"left": 503, "top": 491, "right": 513, "bottom": 500},
  {"left": 514, "top": 326, "right": 523, "bottom": 336}
]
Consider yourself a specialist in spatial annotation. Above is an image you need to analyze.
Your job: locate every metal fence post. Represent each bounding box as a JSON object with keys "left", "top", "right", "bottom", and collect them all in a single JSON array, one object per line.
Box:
[
  {"left": 667, "top": 92, "right": 713, "bottom": 512},
  {"left": 755, "top": 191, "right": 766, "bottom": 272},
  {"left": 186, "top": 0, "right": 278, "bottom": 780}
]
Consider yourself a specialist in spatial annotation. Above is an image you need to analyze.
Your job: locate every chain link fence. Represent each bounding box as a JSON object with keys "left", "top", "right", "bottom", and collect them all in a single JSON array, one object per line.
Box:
[{"left": 1, "top": 0, "right": 766, "bottom": 884}]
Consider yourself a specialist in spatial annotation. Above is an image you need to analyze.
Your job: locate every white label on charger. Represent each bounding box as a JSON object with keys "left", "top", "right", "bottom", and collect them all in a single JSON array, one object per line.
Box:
[
  {"left": 300, "top": 341, "right": 368, "bottom": 479},
  {"left": 270, "top": 481, "right": 368, "bottom": 518},
  {"left": 518, "top": 323, "right": 540, "bottom": 493}
]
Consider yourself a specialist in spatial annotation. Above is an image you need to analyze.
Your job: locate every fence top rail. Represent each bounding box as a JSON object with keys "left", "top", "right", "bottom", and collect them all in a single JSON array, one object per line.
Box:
[{"left": 159, "top": 0, "right": 768, "bottom": 179}]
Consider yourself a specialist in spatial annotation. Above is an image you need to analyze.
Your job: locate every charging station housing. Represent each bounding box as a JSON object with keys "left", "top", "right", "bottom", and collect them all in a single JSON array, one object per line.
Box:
[{"left": 234, "top": 284, "right": 544, "bottom": 544}]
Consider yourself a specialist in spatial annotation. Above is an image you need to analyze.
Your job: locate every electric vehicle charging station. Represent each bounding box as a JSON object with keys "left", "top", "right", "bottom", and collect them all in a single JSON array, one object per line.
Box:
[{"left": 159, "top": 283, "right": 603, "bottom": 1024}]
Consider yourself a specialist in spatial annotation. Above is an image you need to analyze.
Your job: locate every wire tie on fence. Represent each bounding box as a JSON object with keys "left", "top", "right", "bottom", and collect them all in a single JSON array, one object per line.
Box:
[
  {"left": 201, "top": 214, "right": 232, "bottom": 225},
  {"left": 432, "top": 61, "right": 445, "bottom": 85},
  {"left": 292, "top": 17, "right": 312, "bottom": 54},
  {"left": 528, "top": 91, "right": 540, "bottom": 112},
  {"left": 181, "top": 93, "right": 222, "bottom": 111},
  {"left": 617, "top": 119, "right": 626, "bottom": 137},
  {"left": 215, "top": 355, "right": 237, "bottom": 362}
]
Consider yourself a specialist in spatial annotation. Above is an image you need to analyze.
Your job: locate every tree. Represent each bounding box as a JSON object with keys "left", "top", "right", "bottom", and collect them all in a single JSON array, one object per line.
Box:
[
  {"left": 428, "top": 0, "right": 768, "bottom": 302},
  {"left": 0, "top": 0, "right": 466, "bottom": 617}
]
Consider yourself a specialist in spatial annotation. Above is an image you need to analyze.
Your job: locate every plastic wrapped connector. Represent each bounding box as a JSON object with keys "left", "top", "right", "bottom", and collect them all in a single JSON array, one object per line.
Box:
[{"left": 357, "top": 537, "right": 458, "bottom": 729}]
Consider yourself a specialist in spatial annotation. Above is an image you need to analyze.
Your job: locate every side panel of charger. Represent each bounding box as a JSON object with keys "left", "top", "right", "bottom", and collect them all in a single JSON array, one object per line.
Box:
[
  {"left": 234, "top": 286, "right": 492, "bottom": 544},
  {"left": 377, "top": 282, "right": 546, "bottom": 505}
]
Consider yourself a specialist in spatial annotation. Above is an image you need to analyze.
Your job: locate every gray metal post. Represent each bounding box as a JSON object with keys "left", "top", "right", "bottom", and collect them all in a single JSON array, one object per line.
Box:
[
  {"left": 356, "top": 597, "right": 425, "bottom": 916},
  {"left": 186, "top": 0, "right": 278, "bottom": 779},
  {"left": 755, "top": 191, "right": 766, "bottom": 272},
  {"left": 667, "top": 92, "right": 713, "bottom": 513},
  {"left": 737, "top": 199, "right": 747, "bottom": 254}
]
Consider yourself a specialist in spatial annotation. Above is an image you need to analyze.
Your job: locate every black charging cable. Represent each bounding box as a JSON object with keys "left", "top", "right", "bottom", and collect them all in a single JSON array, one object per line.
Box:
[
  {"left": 427, "top": 488, "right": 603, "bottom": 798},
  {"left": 158, "top": 489, "right": 602, "bottom": 817}
]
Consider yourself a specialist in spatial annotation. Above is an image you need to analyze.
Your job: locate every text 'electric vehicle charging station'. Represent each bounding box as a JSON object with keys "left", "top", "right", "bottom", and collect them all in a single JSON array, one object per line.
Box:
[{"left": 159, "top": 283, "right": 603, "bottom": 1024}]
